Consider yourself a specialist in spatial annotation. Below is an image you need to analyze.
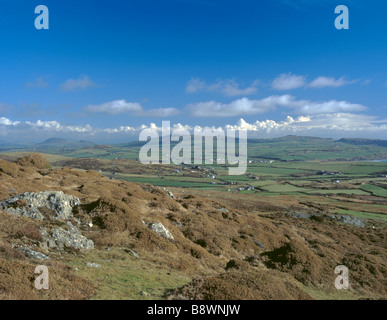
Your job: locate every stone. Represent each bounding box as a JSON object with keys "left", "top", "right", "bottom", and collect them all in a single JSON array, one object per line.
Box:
[
  {"left": 145, "top": 222, "right": 174, "bottom": 240},
  {"left": 41, "top": 224, "right": 94, "bottom": 251},
  {"left": 18, "top": 247, "right": 49, "bottom": 260},
  {"left": 327, "top": 214, "right": 365, "bottom": 228},
  {"left": 0, "top": 191, "right": 80, "bottom": 221},
  {"left": 128, "top": 249, "right": 139, "bottom": 259},
  {"left": 86, "top": 263, "right": 101, "bottom": 268},
  {"left": 161, "top": 188, "right": 175, "bottom": 200},
  {"left": 253, "top": 240, "right": 265, "bottom": 249}
]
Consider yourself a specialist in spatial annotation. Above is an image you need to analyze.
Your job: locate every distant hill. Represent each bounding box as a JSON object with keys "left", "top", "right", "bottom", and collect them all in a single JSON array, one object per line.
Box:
[
  {"left": 247, "top": 135, "right": 335, "bottom": 144},
  {"left": 38, "top": 138, "right": 69, "bottom": 144},
  {"left": 33, "top": 138, "right": 95, "bottom": 151},
  {"left": 338, "top": 138, "right": 387, "bottom": 148}
]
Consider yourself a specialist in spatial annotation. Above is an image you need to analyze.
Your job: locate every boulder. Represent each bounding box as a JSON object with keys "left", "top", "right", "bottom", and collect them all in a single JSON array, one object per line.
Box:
[
  {"left": 0, "top": 191, "right": 80, "bottom": 221},
  {"left": 41, "top": 223, "right": 94, "bottom": 251},
  {"left": 144, "top": 221, "right": 174, "bottom": 240},
  {"left": 18, "top": 247, "right": 49, "bottom": 260},
  {"left": 161, "top": 188, "right": 176, "bottom": 200},
  {"left": 327, "top": 214, "right": 365, "bottom": 227}
]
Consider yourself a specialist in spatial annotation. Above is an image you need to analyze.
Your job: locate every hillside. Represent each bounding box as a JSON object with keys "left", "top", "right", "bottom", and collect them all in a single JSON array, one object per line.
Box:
[
  {"left": 339, "top": 138, "right": 387, "bottom": 148},
  {"left": 0, "top": 154, "right": 385, "bottom": 300}
]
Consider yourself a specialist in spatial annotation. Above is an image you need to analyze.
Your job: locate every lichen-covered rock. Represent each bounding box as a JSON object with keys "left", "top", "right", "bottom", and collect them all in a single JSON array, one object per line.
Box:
[
  {"left": 0, "top": 191, "right": 80, "bottom": 221},
  {"left": 41, "top": 223, "right": 94, "bottom": 251},
  {"left": 143, "top": 221, "right": 174, "bottom": 240},
  {"left": 161, "top": 188, "right": 176, "bottom": 200},
  {"left": 86, "top": 263, "right": 101, "bottom": 268},
  {"left": 327, "top": 214, "right": 365, "bottom": 227},
  {"left": 17, "top": 247, "right": 49, "bottom": 260},
  {"left": 286, "top": 211, "right": 320, "bottom": 219}
]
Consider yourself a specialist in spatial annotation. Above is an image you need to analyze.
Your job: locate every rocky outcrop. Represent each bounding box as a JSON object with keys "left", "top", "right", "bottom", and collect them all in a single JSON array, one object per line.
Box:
[
  {"left": 40, "top": 223, "right": 94, "bottom": 251},
  {"left": 0, "top": 192, "right": 94, "bottom": 253},
  {"left": 17, "top": 247, "right": 49, "bottom": 260},
  {"left": 286, "top": 211, "right": 321, "bottom": 219},
  {"left": 161, "top": 188, "right": 176, "bottom": 200},
  {"left": 0, "top": 191, "right": 80, "bottom": 221},
  {"left": 143, "top": 221, "right": 174, "bottom": 240},
  {"left": 327, "top": 214, "right": 365, "bottom": 227}
]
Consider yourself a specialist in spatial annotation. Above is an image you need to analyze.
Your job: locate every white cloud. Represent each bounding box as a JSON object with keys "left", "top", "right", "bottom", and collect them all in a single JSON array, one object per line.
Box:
[
  {"left": 0, "top": 117, "right": 20, "bottom": 126},
  {"left": 188, "top": 96, "right": 294, "bottom": 117},
  {"left": 85, "top": 99, "right": 180, "bottom": 117},
  {"left": 291, "top": 99, "right": 367, "bottom": 114},
  {"left": 225, "top": 113, "right": 387, "bottom": 137},
  {"left": 26, "top": 77, "right": 48, "bottom": 89},
  {"left": 272, "top": 73, "right": 306, "bottom": 90},
  {"left": 2, "top": 112, "right": 387, "bottom": 144},
  {"left": 187, "top": 95, "right": 367, "bottom": 117},
  {"left": 272, "top": 74, "right": 357, "bottom": 90},
  {"left": 308, "top": 76, "right": 355, "bottom": 88},
  {"left": 25, "top": 120, "right": 93, "bottom": 133},
  {"left": 186, "top": 78, "right": 259, "bottom": 97},
  {"left": 85, "top": 100, "right": 143, "bottom": 115},
  {"left": 186, "top": 78, "right": 206, "bottom": 93},
  {"left": 60, "top": 75, "right": 96, "bottom": 92}
]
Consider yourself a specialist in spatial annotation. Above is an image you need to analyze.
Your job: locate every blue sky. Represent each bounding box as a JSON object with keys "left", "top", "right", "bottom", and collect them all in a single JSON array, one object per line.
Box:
[{"left": 0, "top": 0, "right": 386, "bottom": 143}]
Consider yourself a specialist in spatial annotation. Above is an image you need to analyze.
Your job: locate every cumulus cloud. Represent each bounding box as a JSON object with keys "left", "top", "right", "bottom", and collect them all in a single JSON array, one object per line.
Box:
[
  {"left": 0, "top": 117, "right": 20, "bottom": 126},
  {"left": 272, "top": 73, "right": 306, "bottom": 90},
  {"left": 187, "top": 95, "right": 367, "bottom": 117},
  {"left": 225, "top": 113, "right": 387, "bottom": 138},
  {"left": 188, "top": 96, "right": 294, "bottom": 117},
  {"left": 186, "top": 78, "right": 259, "bottom": 97},
  {"left": 186, "top": 78, "right": 206, "bottom": 94},
  {"left": 291, "top": 99, "right": 367, "bottom": 114},
  {"left": 60, "top": 75, "right": 96, "bottom": 92},
  {"left": 24, "top": 120, "right": 93, "bottom": 133},
  {"left": 2, "top": 112, "right": 387, "bottom": 144},
  {"left": 85, "top": 100, "right": 142, "bottom": 115},
  {"left": 85, "top": 99, "right": 179, "bottom": 117},
  {"left": 272, "top": 74, "right": 357, "bottom": 90},
  {"left": 308, "top": 76, "right": 356, "bottom": 88}
]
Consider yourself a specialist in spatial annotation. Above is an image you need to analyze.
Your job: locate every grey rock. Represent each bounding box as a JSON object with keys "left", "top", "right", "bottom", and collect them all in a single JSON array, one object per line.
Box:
[
  {"left": 41, "top": 224, "right": 94, "bottom": 251},
  {"left": 161, "top": 188, "right": 175, "bottom": 200},
  {"left": 145, "top": 222, "right": 174, "bottom": 240},
  {"left": 128, "top": 249, "right": 139, "bottom": 259},
  {"left": 286, "top": 211, "right": 321, "bottom": 219},
  {"left": 0, "top": 191, "right": 80, "bottom": 221},
  {"left": 18, "top": 247, "right": 49, "bottom": 260},
  {"left": 216, "top": 208, "right": 229, "bottom": 213},
  {"left": 327, "top": 214, "right": 365, "bottom": 227},
  {"left": 253, "top": 240, "right": 265, "bottom": 249},
  {"left": 86, "top": 263, "right": 101, "bottom": 268}
]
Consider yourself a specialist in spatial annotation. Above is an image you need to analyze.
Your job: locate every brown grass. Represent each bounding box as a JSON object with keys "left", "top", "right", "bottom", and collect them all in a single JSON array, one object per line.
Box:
[{"left": 0, "top": 153, "right": 385, "bottom": 300}]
